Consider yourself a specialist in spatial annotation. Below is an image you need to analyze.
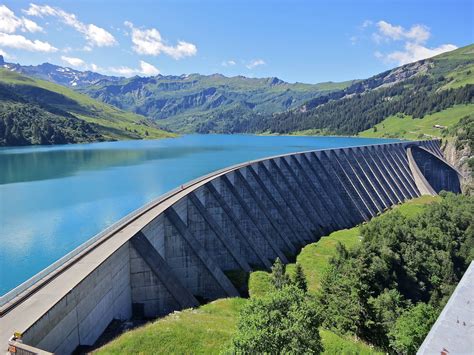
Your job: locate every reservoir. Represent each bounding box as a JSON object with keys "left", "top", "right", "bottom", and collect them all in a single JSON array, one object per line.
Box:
[{"left": 0, "top": 134, "right": 398, "bottom": 295}]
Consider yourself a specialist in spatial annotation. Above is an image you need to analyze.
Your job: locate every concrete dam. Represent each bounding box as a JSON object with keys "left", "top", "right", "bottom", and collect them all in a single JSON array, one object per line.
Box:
[{"left": 0, "top": 140, "right": 461, "bottom": 354}]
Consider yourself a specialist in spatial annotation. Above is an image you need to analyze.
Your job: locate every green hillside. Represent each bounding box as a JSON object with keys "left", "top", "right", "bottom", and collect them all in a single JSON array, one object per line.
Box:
[
  {"left": 79, "top": 73, "right": 354, "bottom": 133},
  {"left": 96, "top": 196, "right": 439, "bottom": 355},
  {"left": 0, "top": 69, "right": 175, "bottom": 146},
  {"left": 238, "top": 44, "right": 474, "bottom": 136},
  {"left": 359, "top": 104, "right": 474, "bottom": 140}
]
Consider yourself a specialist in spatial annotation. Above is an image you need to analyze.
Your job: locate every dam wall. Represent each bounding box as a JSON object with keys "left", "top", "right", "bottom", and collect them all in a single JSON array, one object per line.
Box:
[{"left": 0, "top": 139, "right": 461, "bottom": 354}]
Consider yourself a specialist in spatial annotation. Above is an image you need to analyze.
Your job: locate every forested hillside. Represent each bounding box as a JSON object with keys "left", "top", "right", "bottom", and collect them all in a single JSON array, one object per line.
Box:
[
  {"left": 239, "top": 45, "right": 474, "bottom": 135},
  {"left": 0, "top": 70, "right": 174, "bottom": 146}
]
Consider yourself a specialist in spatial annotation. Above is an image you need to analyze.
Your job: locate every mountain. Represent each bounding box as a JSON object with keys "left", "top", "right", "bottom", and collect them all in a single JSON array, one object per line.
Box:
[
  {"left": 0, "top": 69, "right": 175, "bottom": 146},
  {"left": 0, "top": 55, "right": 121, "bottom": 88},
  {"left": 239, "top": 44, "right": 474, "bottom": 136},
  {"left": 78, "top": 74, "right": 355, "bottom": 132},
  {"left": 0, "top": 56, "right": 355, "bottom": 133}
]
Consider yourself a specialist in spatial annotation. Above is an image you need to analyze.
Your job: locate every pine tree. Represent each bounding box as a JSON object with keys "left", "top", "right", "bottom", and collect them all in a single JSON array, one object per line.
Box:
[
  {"left": 293, "top": 263, "right": 308, "bottom": 292},
  {"left": 271, "top": 257, "right": 289, "bottom": 290}
]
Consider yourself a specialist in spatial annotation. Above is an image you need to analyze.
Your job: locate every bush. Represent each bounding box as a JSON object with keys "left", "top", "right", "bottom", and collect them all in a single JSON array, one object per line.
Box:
[
  {"left": 231, "top": 285, "right": 323, "bottom": 354},
  {"left": 316, "top": 193, "right": 473, "bottom": 351},
  {"left": 388, "top": 303, "right": 438, "bottom": 354}
]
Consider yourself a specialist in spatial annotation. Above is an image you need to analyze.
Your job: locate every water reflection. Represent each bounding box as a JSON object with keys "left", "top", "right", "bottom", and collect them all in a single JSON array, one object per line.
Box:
[{"left": 0, "top": 144, "right": 224, "bottom": 184}]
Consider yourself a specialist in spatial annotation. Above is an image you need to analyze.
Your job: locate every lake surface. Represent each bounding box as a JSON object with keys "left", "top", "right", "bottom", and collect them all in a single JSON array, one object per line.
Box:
[{"left": 0, "top": 134, "right": 399, "bottom": 295}]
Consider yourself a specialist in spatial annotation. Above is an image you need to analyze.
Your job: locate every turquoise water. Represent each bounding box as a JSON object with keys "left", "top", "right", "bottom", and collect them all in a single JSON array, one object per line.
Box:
[{"left": 0, "top": 134, "right": 399, "bottom": 295}]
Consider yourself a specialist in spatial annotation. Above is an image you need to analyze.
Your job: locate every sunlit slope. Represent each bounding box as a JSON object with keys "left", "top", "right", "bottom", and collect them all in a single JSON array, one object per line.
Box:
[
  {"left": 358, "top": 104, "right": 474, "bottom": 140},
  {"left": 0, "top": 69, "right": 175, "bottom": 145}
]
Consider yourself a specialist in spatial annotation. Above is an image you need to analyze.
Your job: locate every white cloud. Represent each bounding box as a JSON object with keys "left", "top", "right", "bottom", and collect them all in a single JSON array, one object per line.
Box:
[
  {"left": 362, "top": 20, "right": 373, "bottom": 28},
  {"left": 138, "top": 60, "right": 160, "bottom": 75},
  {"left": 383, "top": 42, "right": 457, "bottom": 65},
  {"left": 369, "top": 20, "right": 457, "bottom": 65},
  {"left": 21, "top": 17, "right": 43, "bottom": 33},
  {"left": 0, "top": 4, "right": 42, "bottom": 33},
  {"left": 0, "top": 32, "right": 57, "bottom": 52},
  {"left": 375, "top": 21, "right": 430, "bottom": 44},
  {"left": 24, "top": 4, "right": 116, "bottom": 47},
  {"left": 221, "top": 60, "right": 236, "bottom": 67},
  {"left": 124, "top": 21, "right": 197, "bottom": 59},
  {"left": 0, "top": 48, "right": 8, "bottom": 58},
  {"left": 246, "top": 59, "right": 266, "bottom": 69},
  {"left": 60, "top": 55, "right": 85, "bottom": 67},
  {"left": 108, "top": 60, "right": 160, "bottom": 76}
]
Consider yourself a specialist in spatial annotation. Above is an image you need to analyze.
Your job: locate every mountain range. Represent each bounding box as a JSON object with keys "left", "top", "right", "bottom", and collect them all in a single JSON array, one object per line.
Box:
[
  {"left": 1, "top": 55, "right": 354, "bottom": 133},
  {"left": 0, "top": 44, "right": 473, "bottom": 144}
]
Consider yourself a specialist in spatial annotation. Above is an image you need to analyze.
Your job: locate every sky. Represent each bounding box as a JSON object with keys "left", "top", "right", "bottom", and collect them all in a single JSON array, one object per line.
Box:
[{"left": 0, "top": 0, "right": 473, "bottom": 83}]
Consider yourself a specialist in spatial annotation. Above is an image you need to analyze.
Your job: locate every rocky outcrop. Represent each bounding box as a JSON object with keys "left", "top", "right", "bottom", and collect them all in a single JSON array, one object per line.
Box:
[{"left": 442, "top": 139, "right": 473, "bottom": 195}]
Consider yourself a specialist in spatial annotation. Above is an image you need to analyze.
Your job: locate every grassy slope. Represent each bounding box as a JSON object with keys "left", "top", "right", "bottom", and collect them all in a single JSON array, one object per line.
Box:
[
  {"left": 97, "top": 196, "right": 439, "bottom": 355},
  {"left": 0, "top": 69, "right": 175, "bottom": 140},
  {"left": 358, "top": 104, "right": 474, "bottom": 140},
  {"left": 358, "top": 45, "right": 474, "bottom": 140},
  {"left": 433, "top": 44, "right": 474, "bottom": 89}
]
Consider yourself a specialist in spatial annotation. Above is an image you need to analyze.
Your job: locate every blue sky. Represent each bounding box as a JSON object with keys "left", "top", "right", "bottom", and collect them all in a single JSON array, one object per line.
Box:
[{"left": 1, "top": 0, "right": 473, "bottom": 83}]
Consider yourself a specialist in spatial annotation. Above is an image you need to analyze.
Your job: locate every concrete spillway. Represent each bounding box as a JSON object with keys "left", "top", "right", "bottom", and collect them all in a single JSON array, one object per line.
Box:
[{"left": 0, "top": 140, "right": 462, "bottom": 354}]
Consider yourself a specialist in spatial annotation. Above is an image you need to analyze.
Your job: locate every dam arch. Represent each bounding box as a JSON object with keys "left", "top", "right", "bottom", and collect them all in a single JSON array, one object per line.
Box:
[
  {"left": 407, "top": 145, "right": 462, "bottom": 195},
  {"left": 0, "top": 139, "right": 461, "bottom": 354}
]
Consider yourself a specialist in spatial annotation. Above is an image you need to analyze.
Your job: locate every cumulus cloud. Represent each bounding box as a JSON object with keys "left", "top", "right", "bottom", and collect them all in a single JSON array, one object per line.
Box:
[
  {"left": 221, "top": 60, "right": 236, "bottom": 67},
  {"left": 0, "top": 32, "right": 57, "bottom": 52},
  {"left": 374, "top": 21, "right": 430, "bottom": 44},
  {"left": 124, "top": 21, "right": 197, "bottom": 59},
  {"left": 24, "top": 4, "right": 116, "bottom": 47},
  {"left": 246, "top": 59, "right": 266, "bottom": 69},
  {"left": 0, "top": 4, "right": 43, "bottom": 33},
  {"left": 138, "top": 60, "right": 160, "bottom": 75},
  {"left": 369, "top": 20, "right": 457, "bottom": 65},
  {"left": 0, "top": 48, "right": 9, "bottom": 58},
  {"left": 60, "top": 55, "right": 85, "bottom": 67},
  {"left": 384, "top": 42, "right": 458, "bottom": 65},
  {"left": 108, "top": 60, "right": 160, "bottom": 76}
]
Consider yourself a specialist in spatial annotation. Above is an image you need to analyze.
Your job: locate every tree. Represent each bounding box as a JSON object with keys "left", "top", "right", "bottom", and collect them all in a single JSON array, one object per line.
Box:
[
  {"left": 367, "top": 289, "right": 407, "bottom": 348},
  {"left": 316, "top": 193, "right": 473, "bottom": 352},
  {"left": 271, "top": 257, "right": 290, "bottom": 290},
  {"left": 232, "top": 285, "right": 324, "bottom": 354},
  {"left": 388, "top": 303, "right": 438, "bottom": 354},
  {"left": 292, "top": 263, "right": 308, "bottom": 292}
]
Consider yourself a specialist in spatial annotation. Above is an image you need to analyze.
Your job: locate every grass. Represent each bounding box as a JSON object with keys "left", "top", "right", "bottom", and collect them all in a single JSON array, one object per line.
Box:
[
  {"left": 97, "top": 298, "right": 246, "bottom": 355},
  {"left": 358, "top": 104, "right": 474, "bottom": 140},
  {"left": 442, "top": 63, "right": 474, "bottom": 89},
  {"left": 320, "top": 330, "right": 383, "bottom": 355},
  {"left": 97, "top": 196, "right": 439, "bottom": 354},
  {"left": 97, "top": 298, "right": 381, "bottom": 355}
]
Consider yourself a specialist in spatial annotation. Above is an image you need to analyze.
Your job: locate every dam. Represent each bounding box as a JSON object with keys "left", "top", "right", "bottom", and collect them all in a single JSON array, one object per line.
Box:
[{"left": 0, "top": 139, "right": 461, "bottom": 354}]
